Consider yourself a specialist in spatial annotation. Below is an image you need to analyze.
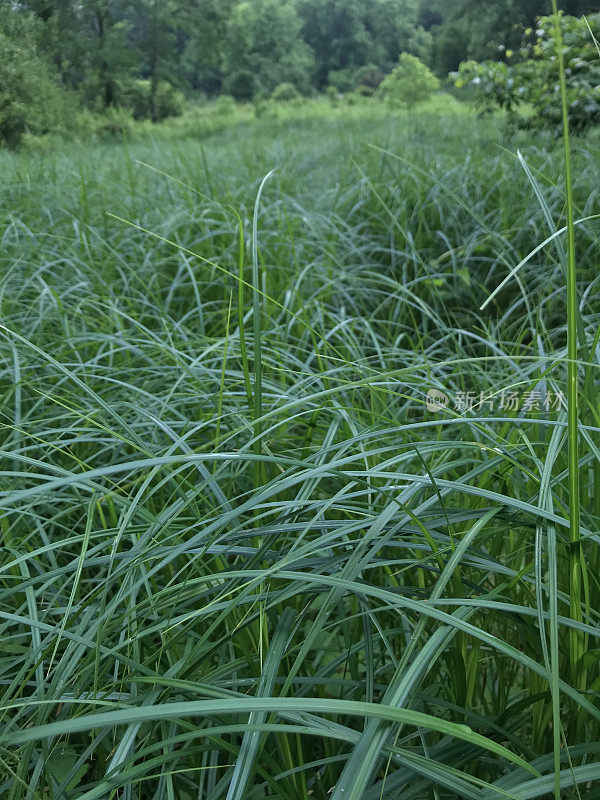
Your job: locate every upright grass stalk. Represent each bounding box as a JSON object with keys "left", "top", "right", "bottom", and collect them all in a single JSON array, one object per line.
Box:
[
  {"left": 251, "top": 172, "right": 275, "bottom": 662},
  {"left": 251, "top": 171, "right": 275, "bottom": 491},
  {"left": 214, "top": 290, "right": 233, "bottom": 464},
  {"left": 551, "top": 0, "right": 586, "bottom": 700},
  {"left": 236, "top": 215, "right": 253, "bottom": 415}
]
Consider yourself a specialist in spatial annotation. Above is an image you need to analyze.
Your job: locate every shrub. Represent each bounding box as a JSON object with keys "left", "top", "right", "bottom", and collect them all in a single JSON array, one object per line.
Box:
[
  {"left": 90, "top": 107, "right": 134, "bottom": 140},
  {"left": 270, "top": 48, "right": 315, "bottom": 96},
  {"left": 452, "top": 60, "right": 520, "bottom": 114},
  {"left": 378, "top": 53, "right": 440, "bottom": 109},
  {"left": 116, "top": 80, "right": 184, "bottom": 121},
  {"left": 355, "top": 84, "right": 376, "bottom": 97},
  {"left": 355, "top": 64, "right": 385, "bottom": 91},
  {"left": 223, "top": 69, "right": 258, "bottom": 101},
  {"left": 329, "top": 65, "right": 386, "bottom": 95},
  {"left": 62, "top": 107, "right": 134, "bottom": 142},
  {"left": 327, "top": 68, "right": 357, "bottom": 94},
  {"left": 212, "top": 94, "right": 237, "bottom": 116},
  {"left": 116, "top": 80, "right": 150, "bottom": 120},
  {"left": 452, "top": 13, "right": 600, "bottom": 132},
  {"left": 154, "top": 81, "right": 185, "bottom": 121},
  {"left": 271, "top": 82, "right": 300, "bottom": 103}
]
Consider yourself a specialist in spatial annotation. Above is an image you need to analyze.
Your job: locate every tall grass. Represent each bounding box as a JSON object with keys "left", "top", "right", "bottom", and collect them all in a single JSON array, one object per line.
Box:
[
  {"left": 552, "top": 0, "right": 585, "bottom": 701},
  {"left": 0, "top": 70, "right": 599, "bottom": 799}
]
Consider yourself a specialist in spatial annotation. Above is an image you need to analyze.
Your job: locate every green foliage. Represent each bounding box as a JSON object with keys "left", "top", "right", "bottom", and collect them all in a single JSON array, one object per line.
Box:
[
  {"left": 253, "top": 95, "right": 278, "bottom": 118},
  {"left": 117, "top": 79, "right": 184, "bottom": 120},
  {"left": 355, "top": 84, "right": 376, "bottom": 97},
  {"left": 422, "top": 0, "right": 549, "bottom": 75},
  {"left": 356, "top": 63, "right": 384, "bottom": 88},
  {"left": 327, "top": 63, "right": 386, "bottom": 95},
  {"left": 181, "top": 0, "right": 235, "bottom": 93},
  {"left": 379, "top": 52, "right": 440, "bottom": 107},
  {"left": 297, "top": 0, "right": 426, "bottom": 87},
  {"left": 221, "top": 0, "right": 315, "bottom": 99},
  {"left": 327, "top": 67, "right": 358, "bottom": 93},
  {"left": 452, "top": 59, "right": 522, "bottom": 113},
  {"left": 425, "top": 0, "right": 600, "bottom": 75},
  {"left": 79, "top": 2, "right": 135, "bottom": 109},
  {"left": 528, "top": 11, "right": 600, "bottom": 129},
  {"left": 130, "top": 1, "right": 188, "bottom": 121},
  {"left": 0, "top": 9, "right": 67, "bottom": 145},
  {"left": 91, "top": 106, "right": 134, "bottom": 138},
  {"left": 10, "top": 0, "right": 600, "bottom": 141},
  {"left": 271, "top": 81, "right": 301, "bottom": 102},
  {"left": 453, "top": 12, "right": 600, "bottom": 131},
  {"left": 68, "top": 106, "right": 134, "bottom": 141},
  {"left": 118, "top": 78, "right": 151, "bottom": 120},
  {"left": 153, "top": 80, "right": 185, "bottom": 120},
  {"left": 212, "top": 93, "right": 237, "bottom": 115}
]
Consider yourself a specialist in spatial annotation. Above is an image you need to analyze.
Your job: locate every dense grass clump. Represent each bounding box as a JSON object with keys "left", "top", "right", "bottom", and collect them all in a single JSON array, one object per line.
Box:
[{"left": 1, "top": 102, "right": 600, "bottom": 799}]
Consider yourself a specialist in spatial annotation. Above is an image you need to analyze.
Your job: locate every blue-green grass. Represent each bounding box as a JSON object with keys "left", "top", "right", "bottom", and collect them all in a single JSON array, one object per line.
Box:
[{"left": 0, "top": 87, "right": 599, "bottom": 800}]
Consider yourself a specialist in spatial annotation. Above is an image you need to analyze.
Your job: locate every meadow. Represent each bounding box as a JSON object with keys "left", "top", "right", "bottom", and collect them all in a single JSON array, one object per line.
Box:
[{"left": 1, "top": 94, "right": 600, "bottom": 799}]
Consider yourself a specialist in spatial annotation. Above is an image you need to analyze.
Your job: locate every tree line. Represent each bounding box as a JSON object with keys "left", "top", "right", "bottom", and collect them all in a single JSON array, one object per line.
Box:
[{"left": 1, "top": 0, "right": 598, "bottom": 130}]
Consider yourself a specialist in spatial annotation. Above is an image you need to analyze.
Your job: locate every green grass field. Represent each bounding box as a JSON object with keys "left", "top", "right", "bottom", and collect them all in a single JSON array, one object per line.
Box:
[{"left": 2, "top": 96, "right": 600, "bottom": 799}]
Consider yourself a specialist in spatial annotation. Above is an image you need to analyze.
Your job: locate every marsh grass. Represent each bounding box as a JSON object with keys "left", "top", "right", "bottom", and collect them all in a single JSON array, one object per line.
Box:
[{"left": 0, "top": 46, "right": 599, "bottom": 800}]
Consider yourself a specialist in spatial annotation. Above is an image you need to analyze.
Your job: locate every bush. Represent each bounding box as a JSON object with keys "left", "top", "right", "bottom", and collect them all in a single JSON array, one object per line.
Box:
[
  {"left": 271, "top": 82, "right": 300, "bottom": 103},
  {"left": 154, "top": 81, "right": 185, "bottom": 121},
  {"left": 91, "top": 107, "right": 134, "bottom": 140},
  {"left": 270, "top": 48, "right": 315, "bottom": 96},
  {"left": 327, "top": 68, "right": 357, "bottom": 94},
  {"left": 116, "top": 80, "right": 184, "bottom": 122},
  {"left": 0, "top": 15, "right": 66, "bottom": 146},
  {"left": 212, "top": 94, "right": 237, "bottom": 116},
  {"left": 378, "top": 53, "right": 440, "bottom": 109},
  {"left": 116, "top": 80, "right": 150, "bottom": 120},
  {"left": 355, "top": 84, "right": 376, "bottom": 97},
  {"left": 452, "top": 60, "right": 519, "bottom": 114},
  {"left": 452, "top": 13, "right": 600, "bottom": 132},
  {"left": 223, "top": 69, "right": 258, "bottom": 101},
  {"left": 355, "top": 64, "right": 385, "bottom": 91}
]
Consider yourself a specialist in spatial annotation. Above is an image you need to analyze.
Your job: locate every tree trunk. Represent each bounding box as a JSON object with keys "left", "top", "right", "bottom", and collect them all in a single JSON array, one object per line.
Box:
[{"left": 94, "top": 9, "right": 114, "bottom": 108}]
